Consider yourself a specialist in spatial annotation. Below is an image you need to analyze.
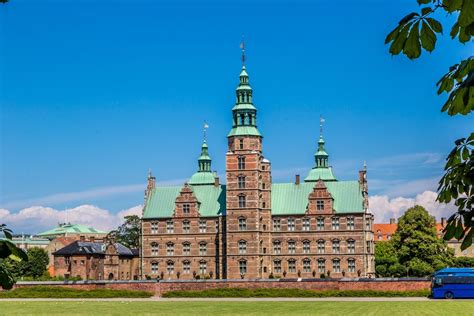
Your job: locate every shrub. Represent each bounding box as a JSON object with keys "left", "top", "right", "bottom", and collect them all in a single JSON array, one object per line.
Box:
[{"left": 0, "top": 286, "right": 154, "bottom": 298}]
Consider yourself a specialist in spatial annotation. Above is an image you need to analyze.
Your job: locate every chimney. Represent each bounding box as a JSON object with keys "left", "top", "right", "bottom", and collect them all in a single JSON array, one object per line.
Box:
[
  {"left": 295, "top": 174, "right": 300, "bottom": 185},
  {"left": 89, "top": 236, "right": 95, "bottom": 243},
  {"left": 389, "top": 218, "right": 396, "bottom": 225},
  {"left": 79, "top": 235, "right": 85, "bottom": 242},
  {"left": 214, "top": 176, "right": 220, "bottom": 187},
  {"left": 441, "top": 217, "right": 447, "bottom": 227}
]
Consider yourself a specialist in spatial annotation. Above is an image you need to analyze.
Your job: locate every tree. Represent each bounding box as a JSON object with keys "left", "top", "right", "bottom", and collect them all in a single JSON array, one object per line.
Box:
[
  {"left": 0, "top": 224, "right": 28, "bottom": 289},
  {"left": 108, "top": 215, "right": 140, "bottom": 249},
  {"left": 375, "top": 241, "right": 398, "bottom": 277},
  {"left": 385, "top": 0, "right": 473, "bottom": 249},
  {"left": 454, "top": 256, "right": 474, "bottom": 267},
  {"left": 5, "top": 247, "right": 49, "bottom": 279},
  {"left": 392, "top": 206, "right": 454, "bottom": 273}
]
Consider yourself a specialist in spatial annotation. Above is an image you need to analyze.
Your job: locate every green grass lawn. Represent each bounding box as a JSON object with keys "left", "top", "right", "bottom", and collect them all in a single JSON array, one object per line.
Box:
[{"left": 0, "top": 301, "right": 473, "bottom": 316}]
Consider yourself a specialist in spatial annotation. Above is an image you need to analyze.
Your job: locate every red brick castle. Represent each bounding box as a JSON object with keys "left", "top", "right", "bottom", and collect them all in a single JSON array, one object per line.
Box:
[{"left": 140, "top": 51, "right": 375, "bottom": 280}]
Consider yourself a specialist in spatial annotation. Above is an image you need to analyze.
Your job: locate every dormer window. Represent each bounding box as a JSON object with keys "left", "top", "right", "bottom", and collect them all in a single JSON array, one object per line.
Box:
[
  {"left": 317, "top": 200, "right": 325, "bottom": 211},
  {"left": 183, "top": 204, "right": 190, "bottom": 214}
]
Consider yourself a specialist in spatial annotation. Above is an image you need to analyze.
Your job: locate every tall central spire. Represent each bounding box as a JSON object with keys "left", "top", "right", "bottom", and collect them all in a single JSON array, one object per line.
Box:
[
  {"left": 227, "top": 40, "right": 262, "bottom": 138},
  {"left": 188, "top": 127, "right": 216, "bottom": 185}
]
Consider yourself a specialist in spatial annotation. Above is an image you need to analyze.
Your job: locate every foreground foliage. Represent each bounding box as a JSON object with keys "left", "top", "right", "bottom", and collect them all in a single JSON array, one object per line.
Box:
[
  {"left": 0, "top": 286, "right": 153, "bottom": 298},
  {"left": 0, "top": 225, "right": 28, "bottom": 290},
  {"left": 375, "top": 205, "right": 454, "bottom": 277},
  {"left": 162, "top": 288, "right": 430, "bottom": 298},
  {"left": 3, "top": 247, "right": 49, "bottom": 280}
]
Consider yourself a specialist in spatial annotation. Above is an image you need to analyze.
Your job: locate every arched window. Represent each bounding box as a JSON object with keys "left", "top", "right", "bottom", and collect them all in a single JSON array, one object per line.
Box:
[
  {"left": 332, "top": 258, "right": 341, "bottom": 273},
  {"left": 238, "top": 240, "right": 247, "bottom": 254},
  {"left": 238, "top": 175, "right": 246, "bottom": 189},
  {"left": 238, "top": 216, "right": 247, "bottom": 231},
  {"left": 317, "top": 239, "right": 325, "bottom": 254},
  {"left": 317, "top": 216, "right": 325, "bottom": 230},
  {"left": 303, "top": 240, "right": 310, "bottom": 254},
  {"left": 199, "top": 260, "right": 207, "bottom": 274},
  {"left": 303, "top": 258, "right": 311, "bottom": 273},
  {"left": 332, "top": 239, "right": 340, "bottom": 254},
  {"left": 318, "top": 258, "right": 325, "bottom": 273},
  {"left": 151, "top": 261, "right": 158, "bottom": 274},
  {"left": 183, "top": 260, "right": 191, "bottom": 274},
  {"left": 166, "top": 242, "right": 174, "bottom": 256},
  {"left": 347, "top": 239, "right": 355, "bottom": 254},
  {"left": 166, "top": 260, "right": 174, "bottom": 274},
  {"left": 273, "top": 259, "right": 282, "bottom": 273},
  {"left": 238, "top": 156, "right": 246, "bottom": 170},
  {"left": 183, "top": 220, "right": 190, "bottom": 233},
  {"left": 182, "top": 242, "right": 191, "bottom": 255},
  {"left": 332, "top": 217, "right": 340, "bottom": 230},
  {"left": 238, "top": 195, "right": 246, "bottom": 208},
  {"left": 199, "top": 242, "right": 207, "bottom": 255},
  {"left": 348, "top": 258, "right": 356, "bottom": 273},
  {"left": 166, "top": 220, "right": 174, "bottom": 233},
  {"left": 288, "top": 259, "right": 296, "bottom": 273},
  {"left": 273, "top": 240, "right": 281, "bottom": 254},
  {"left": 151, "top": 242, "right": 159, "bottom": 256},
  {"left": 288, "top": 240, "right": 296, "bottom": 254},
  {"left": 239, "top": 259, "right": 247, "bottom": 275}
]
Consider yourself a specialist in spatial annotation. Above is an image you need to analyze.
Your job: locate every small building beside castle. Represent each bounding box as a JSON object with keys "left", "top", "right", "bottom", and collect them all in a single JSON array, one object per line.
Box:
[{"left": 140, "top": 54, "right": 375, "bottom": 280}]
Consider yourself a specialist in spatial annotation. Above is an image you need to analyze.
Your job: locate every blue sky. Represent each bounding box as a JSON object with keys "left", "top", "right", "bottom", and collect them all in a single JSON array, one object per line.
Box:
[{"left": 0, "top": 0, "right": 472, "bottom": 232}]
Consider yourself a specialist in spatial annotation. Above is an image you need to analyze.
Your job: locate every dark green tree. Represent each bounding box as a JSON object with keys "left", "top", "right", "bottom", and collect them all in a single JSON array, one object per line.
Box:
[
  {"left": 453, "top": 256, "right": 474, "bottom": 267},
  {"left": 0, "top": 224, "right": 28, "bottom": 289},
  {"left": 392, "top": 205, "right": 454, "bottom": 274},
  {"left": 385, "top": 0, "right": 473, "bottom": 249},
  {"left": 108, "top": 215, "right": 140, "bottom": 249},
  {"left": 5, "top": 247, "right": 49, "bottom": 279},
  {"left": 375, "top": 241, "right": 398, "bottom": 277}
]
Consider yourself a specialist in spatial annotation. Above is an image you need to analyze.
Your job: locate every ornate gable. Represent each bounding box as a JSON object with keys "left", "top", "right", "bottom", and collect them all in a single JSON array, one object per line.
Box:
[
  {"left": 306, "top": 179, "right": 334, "bottom": 215},
  {"left": 174, "top": 183, "right": 200, "bottom": 217}
]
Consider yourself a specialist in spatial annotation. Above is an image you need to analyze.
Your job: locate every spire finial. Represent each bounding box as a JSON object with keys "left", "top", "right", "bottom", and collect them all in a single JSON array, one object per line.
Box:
[
  {"left": 240, "top": 36, "right": 245, "bottom": 66},
  {"left": 147, "top": 168, "right": 152, "bottom": 179},
  {"left": 203, "top": 121, "right": 209, "bottom": 142},
  {"left": 320, "top": 115, "right": 325, "bottom": 137}
]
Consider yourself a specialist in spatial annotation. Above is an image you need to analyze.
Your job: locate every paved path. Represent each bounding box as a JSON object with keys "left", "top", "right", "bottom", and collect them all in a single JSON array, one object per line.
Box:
[{"left": 0, "top": 297, "right": 446, "bottom": 302}]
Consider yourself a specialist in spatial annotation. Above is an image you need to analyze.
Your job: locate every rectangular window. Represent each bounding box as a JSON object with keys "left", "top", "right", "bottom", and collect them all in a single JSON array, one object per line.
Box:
[
  {"left": 238, "top": 176, "right": 245, "bottom": 189},
  {"left": 317, "top": 200, "right": 324, "bottom": 211},
  {"left": 273, "top": 218, "right": 280, "bottom": 231},
  {"left": 348, "top": 240, "right": 355, "bottom": 254},
  {"left": 183, "top": 204, "right": 190, "bottom": 214},
  {"left": 288, "top": 241, "right": 296, "bottom": 254},
  {"left": 288, "top": 260, "right": 296, "bottom": 273},
  {"left": 238, "top": 195, "right": 246, "bottom": 208},
  {"left": 347, "top": 217, "right": 355, "bottom": 230},
  {"left": 238, "top": 217, "right": 247, "bottom": 231},
  {"left": 287, "top": 218, "right": 295, "bottom": 231},
  {"left": 151, "top": 262, "right": 158, "bottom": 274},
  {"left": 151, "top": 243, "right": 159, "bottom": 255},
  {"left": 318, "top": 260, "right": 325, "bottom": 273},
  {"left": 317, "top": 241, "right": 325, "bottom": 254},
  {"left": 183, "top": 221, "right": 190, "bottom": 233},
  {"left": 332, "top": 217, "right": 340, "bottom": 230},
  {"left": 366, "top": 241, "right": 371, "bottom": 253},
  {"left": 332, "top": 240, "right": 340, "bottom": 254},
  {"left": 274, "top": 261, "right": 282, "bottom": 273},
  {"left": 167, "top": 261, "right": 174, "bottom": 274},
  {"left": 239, "top": 261, "right": 247, "bottom": 274},
  {"left": 167, "top": 243, "right": 174, "bottom": 256},
  {"left": 238, "top": 157, "right": 245, "bottom": 170},
  {"left": 303, "top": 241, "right": 310, "bottom": 254},
  {"left": 199, "top": 220, "right": 207, "bottom": 233},
  {"left": 151, "top": 222, "right": 158, "bottom": 234},
  {"left": 303, "top": 260, "right": 311, "bottom": 273},
  {"left": 239, "top": 241, "right": 247, "bottom": 254},
  {"left": 166, "top": 220, "right": 174, "bottom": 234},
  {"left": 199, "top": 243, "right": 207, "bottom": 255},
  {"left": 183, "top": 261, "right": 190, "bottom": 273},
  {"left": 348, "top": 259, "right": 356, "bottom": 273},
  {"left": 333, "top": 260, "right": 340, "bottom": 273},
  {"left": 317, "top": 217, "right": 324, "bottom": 230},
  {"left": 273, "top": 241, "right": 281, "bottom": 254},
  {"left": 199, "top": 261, "right": 207, "bottom": 275},
  {"left": 303, "top": 218, "right": 310, "bottom": 231},
  {"left": 183, "top": 243, "right": 190, "bottom": 256}
]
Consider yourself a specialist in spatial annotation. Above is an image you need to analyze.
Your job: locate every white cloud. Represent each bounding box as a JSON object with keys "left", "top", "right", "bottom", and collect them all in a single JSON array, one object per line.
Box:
[
  {"left": 369, "top": 190, "right": 457, "bottom": 223},
  {"left": 373, "top": 176, "right": 440, "bottom": 198},
  {"left": 0, "top": 205, "right": 142, "bottom": 234}
]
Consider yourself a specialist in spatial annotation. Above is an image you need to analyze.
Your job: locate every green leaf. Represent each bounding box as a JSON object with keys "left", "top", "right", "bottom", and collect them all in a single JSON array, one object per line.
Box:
[
  {"left": 0, "top": 263, "right": 15, "bottom": 290},
  {"left": 0, "top": 239, "right": 28, "bottom": 261},
  {"left": 420, "top": 21, "right": 437, "bottom": 52},
  {"left": 385, "top": 24, "right": 403, "bottom": 44},
  {"left": 417, "top": 0, "right": 432, "bottom": 4},
  {"left": 454, "top": 220, "right": 464, "bottom": 239},
  {"left": 399, "top": 12, "right": 419, "bottom": 25},
  {"left": 444, "top": 219, "right": 457, "bottom": 240},
  {"left": 443, "top": 0, "right": 463, "bottom": 12},
  {"left": 461, "top": 228, "right": 474, "bottom": 251},
  {"left": 389, "top": 22, "right": 413, "bottom": 55},
  {"left": 421, "top": 7, "right": 433, "bottom": 15},
  {"left": 451, "top": 22, "right": 460, "bottom": 39},
  {"left": 426, "top": 18, "right": 443, "bottom": 33},
  {"left": 458, "top": 0, "right": 474, "bottom": 27},
  {"left": 404, "top": 21, "right": 422, "bottom": 59}
]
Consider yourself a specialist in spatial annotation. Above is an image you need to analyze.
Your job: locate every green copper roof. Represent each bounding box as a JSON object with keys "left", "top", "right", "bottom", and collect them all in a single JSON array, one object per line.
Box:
[
  {"left": 143, "top": 185, "right": 226, "bottom": 218},
  {"left": 232, "top": 103, "right": 256, "bottom": 110},
  {"left": 188, "top": 172, "right": 216, "bottom": 185},
  {"left": 12, "top": 237, "right": 50, "bottom": 246},
  {"left": 304, "top": 167, "right": 337, "bottom": 181},
  {"left": 227, "top": 126, "right": 262, "bottom": 137},
  {"left": 37, "top": 224, "right": 107, "bottom": 237},
  {"left": 272, "top": 181, "right": 364, "bottom": 215}
]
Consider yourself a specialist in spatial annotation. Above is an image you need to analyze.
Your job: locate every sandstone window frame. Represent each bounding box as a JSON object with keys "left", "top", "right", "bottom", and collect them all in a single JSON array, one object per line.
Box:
[
  {"left": 238, "top": 175, "right": 246, "bottom": 189},
  {"left": 199, "top": 242, "right": 207, "bottom": 255},
  {"left": 317, "top": 217, "right": 324, "bottom": 230},
  {"left": 199, "top": 260, "right": 207, "bottom": 275},
  {"left": 151, "top": 261, "right": 158, "bottom": 274},
  {"left": 348, "top": 258, "right": 356, "bottom": 273},
  {"left": 347, "top": 216, "right": 355, "bottom": 230},
  {"left": 239, "top": 138, "right": 244, "bottom": 150},
  {"left": 316, "top": 200, "right": 325, "bottom": 211},
  {"left": 302, "top": 217, "right": 310, "bottom": 231},
  {"left": 287, "top": 218, "right": 295, "bottom": 231},
  {"left": 273, "top": 218, "right": 281, "bottom": 231},
  {"left": 166, "top": 220, "right": 174, "bottom": 234},
  {"left": 183, "top": 260, "right": 191, "bottom": 274},
  {"left": 238, "top": 156, "right": 246, "bottom": 170},
  {"left": 239, "top": 259, "right": 247, "bottom": 275},
  {"left": 317, "top": 239, "right": 325, "bottom": 254},
  {"left": 347, "top": 239, "right": 355, "bottom": 254},
  {"left": 332, "top": 217, "right": 340, "bottom": 230},
  {"left": 183, "top": 242, "right": 191, "bottom": 256},
  {"left": 166, "top": 242, "right": 174, "bottom": 256},
  {"left": 166, "top": 260, "right": 174, "bottom": 274},
  {"left": 318, "top": 259, "right": 325, "bottom": 273},
  {"left": 273, "top": 259, "right": 282, "bottom": 273},
  {"left": 238, "top": 194, "right": 246, "bottom": 208},
  {"left": 238, "top": 240, "right": 247, "bottom": 254},
  {"left": 151, "top": 222, "right": 158, "bottom": 234},
  {"left": 199, "top": 219, "right": 207, "bottom": 233},
  {"left": 273, "top": 240, "right": 281, "bottom": 254},
  {"left": 303, "top": 240, "right": 310, "bottom": 254},
  {"left": 238, "top": 216, "right": 247, "bottom": 231},
  {"left": 151, "top": 242, "right": 159, "bottom": 256},
  {"left": 183, "top": 220, "right": 190, "bottom": 233},
  {"left": 332, "top": 258, "right": 341, "bottom": 273},
  {"left": 303, "top": 258, "right": 311, "bottom": 273},
  {"left": 288, "top": 240, "right": 296, "bottom": 254},
  {"left": 332, "top": 239, "right": 340, "bottom": 254},
  {"left": 183, "top": 204, "right": 190, "bottom": 214},
  {"left": 288, "top": 259, "right": 296, "bottom": 273}
]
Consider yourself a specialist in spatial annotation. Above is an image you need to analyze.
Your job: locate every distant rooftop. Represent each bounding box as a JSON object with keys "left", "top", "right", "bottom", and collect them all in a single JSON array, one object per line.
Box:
[{"left": 37, "top": 223, "right": 107, "bottom": 237}]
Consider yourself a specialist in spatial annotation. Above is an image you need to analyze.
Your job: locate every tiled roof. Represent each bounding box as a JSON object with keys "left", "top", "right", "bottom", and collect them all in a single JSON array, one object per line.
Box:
[
  {"left": 143, "top": 180, "right": 364, "bottom": 219},
  {"left": 373, "top": 223, "right": 397, "bottom": 241},
  {"left": 53, "top": 241, "right": 135, "bottom": 257}
]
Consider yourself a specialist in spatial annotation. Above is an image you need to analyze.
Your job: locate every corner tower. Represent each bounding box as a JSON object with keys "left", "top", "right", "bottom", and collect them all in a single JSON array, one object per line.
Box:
[{"left": 225, "top": 43, "right": 272, "bottom": 279}]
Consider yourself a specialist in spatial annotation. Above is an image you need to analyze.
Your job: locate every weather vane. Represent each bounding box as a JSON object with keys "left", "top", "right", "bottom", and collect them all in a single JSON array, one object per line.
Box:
[
  {"left": 203, "top": 121, "right": 209, "bottom": 141},
  {"left": 240, "top": 36, "right": 245, "bottom": 66},
  {"left": 320, "top": 115, "right": 325, "bottom": 136}
]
